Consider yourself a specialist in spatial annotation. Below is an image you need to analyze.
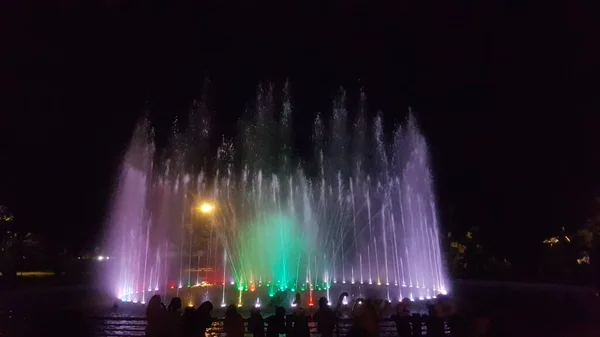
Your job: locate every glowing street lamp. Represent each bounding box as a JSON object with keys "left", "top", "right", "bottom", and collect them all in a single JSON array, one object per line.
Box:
[{"left": 196, "top": 202, "right": 215, "bottom": 214}]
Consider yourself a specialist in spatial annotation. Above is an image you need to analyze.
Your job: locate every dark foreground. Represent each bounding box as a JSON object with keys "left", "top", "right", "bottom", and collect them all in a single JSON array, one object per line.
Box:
[{"left": 1, "top": 280, "right": 600, "bottom": 337}]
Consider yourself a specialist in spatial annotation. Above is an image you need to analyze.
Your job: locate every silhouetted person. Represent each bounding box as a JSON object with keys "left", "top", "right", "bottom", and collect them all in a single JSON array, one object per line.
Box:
[
  {"left": 288, "top": 306, "right": 310, "bottom": 337},
  {"left": 182, "top": 306, "right": 196, "bottom": 337},
  {"left": 426, "top": 301, "right": 435, "bottom": 316},
  {"left": 347, "top": 299, "right": 368, "bottom": 337},
  {"left": 168, "top": 298, "right": 183, "bottom": 312},
  {"left": 390, "top": 299, "right": 412, "bottom": 337},
  {"left": 146, "top": 295, "right": 167, "bottom": 337},
  {"left": 266, "top": 306, "right": 287, "bottom": 337},
  {"left": 410, "top": 314, "right": 422, "bottom": 337},
  {"left": 167, "top": 297, "right": 183, "bottom": 337},
  {"left": 426, "top": 302, "right": 445, "bottom": 337},
  {"left": 314, "top": 297, "right": 336, "bottom": 337},
  {"left": 224, "top": 304, "right": 245, "bottom": 337},
  {"left": 194, "top": 301, "right": 214, "bottom": 336},
  {"left": 357, "top": 300, "right": 379, "bottom": 337},
  {"left": 248, "top": 307, "right": 265, "bottom": 337},
  {"left": 269, "top": 291, "right": 288, "bottom": 308}
]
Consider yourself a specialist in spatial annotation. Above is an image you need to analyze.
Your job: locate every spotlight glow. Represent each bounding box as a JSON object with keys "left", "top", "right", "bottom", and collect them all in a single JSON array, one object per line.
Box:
[{"left": 197, "top": 202, "right": 215, "bottom": 214}]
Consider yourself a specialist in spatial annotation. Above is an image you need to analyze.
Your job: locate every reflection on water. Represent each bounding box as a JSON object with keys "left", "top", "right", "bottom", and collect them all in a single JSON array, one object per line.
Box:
[
  {"left": 94, "top": 318, "right": 403, "bottom": 337},
  {"left": 92, "top": 302, "right": 422, "bottom": 337}
]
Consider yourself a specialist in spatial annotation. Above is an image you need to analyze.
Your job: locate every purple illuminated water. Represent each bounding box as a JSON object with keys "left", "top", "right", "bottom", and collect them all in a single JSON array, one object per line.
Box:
[{"left": 103, "top": 85, "right": 448, "bottom": 307}]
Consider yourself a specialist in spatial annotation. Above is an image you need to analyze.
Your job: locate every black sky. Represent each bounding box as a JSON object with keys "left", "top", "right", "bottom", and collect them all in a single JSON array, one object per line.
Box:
[{"left": 1, "top": 0, "right": 598, "bottom": 262}]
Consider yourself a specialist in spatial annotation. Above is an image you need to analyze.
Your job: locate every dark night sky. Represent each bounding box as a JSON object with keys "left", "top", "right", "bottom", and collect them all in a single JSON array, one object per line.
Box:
[{"left": 1, "top": 0, "right": 598, "bottom": 263}]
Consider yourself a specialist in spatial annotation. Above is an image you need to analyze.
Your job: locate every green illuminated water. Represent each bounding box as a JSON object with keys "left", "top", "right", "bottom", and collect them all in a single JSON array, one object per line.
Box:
[{"left": 229, "top": 213, "right": 309, "bottom": 291}]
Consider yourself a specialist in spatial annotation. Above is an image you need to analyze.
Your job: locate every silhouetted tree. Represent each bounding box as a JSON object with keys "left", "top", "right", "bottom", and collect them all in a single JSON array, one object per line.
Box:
[
  {"left": 0, "top": 207, "right": 45, "bottom": 280},
  {"left": 575, "top": 198, "right": 600, "bottom": 286},
  {"left": 448, "top": 226, "right": 512, "bottom": 279}
]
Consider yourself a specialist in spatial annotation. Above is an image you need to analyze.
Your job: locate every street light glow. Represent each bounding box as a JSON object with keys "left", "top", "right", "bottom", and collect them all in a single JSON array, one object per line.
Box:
[{"left": 197, "top": 202, "right": 215, "bottom": 214}]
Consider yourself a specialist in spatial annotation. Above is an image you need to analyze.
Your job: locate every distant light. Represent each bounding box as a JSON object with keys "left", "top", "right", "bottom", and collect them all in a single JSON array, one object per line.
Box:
[
  {"left": 141, "top": 301, "right": 146, "bottom": 304},
  {"left": 342, "top": 297, "right": 348, "bottom": 305},
  {"left": 97, "top": 256, "right": 105, "bottom": 261},
  {"left": 291, "top": 302, "right": 297, "bottom": 307},
  {"left": 327, "top": 301, "right": 332, "bottom": 306},
  {"left": 357, "top": 300, "right": 363, "bottom": 305},
  {"left": 221, "top": 303, "right": 227, "bottom": 307},
  {"left": 418, "top": 297, "right": 424, "bottom": 301},
  {"left": 106, "top": 256, "right": 110, "bottom": 260},
  {"left": 154, "top": 287, "right": 159, "bottom": 291}
]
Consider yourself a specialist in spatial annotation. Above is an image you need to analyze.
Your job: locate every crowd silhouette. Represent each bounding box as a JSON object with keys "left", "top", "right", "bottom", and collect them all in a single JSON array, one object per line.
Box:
[{"left": 143, "top": 292, "right": 488, "bottom": 337}]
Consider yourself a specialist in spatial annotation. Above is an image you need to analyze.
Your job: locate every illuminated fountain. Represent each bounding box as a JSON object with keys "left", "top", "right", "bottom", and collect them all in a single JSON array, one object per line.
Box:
[{"left": 103, "top": 84, "right": 448, "bottom": 308}]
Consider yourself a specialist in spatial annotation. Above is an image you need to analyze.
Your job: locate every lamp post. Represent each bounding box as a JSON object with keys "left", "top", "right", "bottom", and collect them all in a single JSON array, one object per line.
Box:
[{"left": 193, "top": 201, "right": 216, "bottom": 285}]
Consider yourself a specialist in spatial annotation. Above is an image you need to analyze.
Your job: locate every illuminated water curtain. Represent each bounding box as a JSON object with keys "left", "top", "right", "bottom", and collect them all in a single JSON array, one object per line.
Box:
[{"left": 104, "top": 85, "right": 448, "bottom": 306}]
